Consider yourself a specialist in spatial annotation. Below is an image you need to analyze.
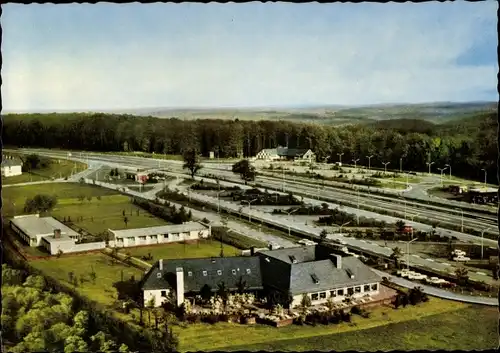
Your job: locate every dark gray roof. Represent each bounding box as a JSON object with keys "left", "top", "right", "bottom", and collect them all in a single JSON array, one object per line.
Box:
[
  {"left": 276, "top": 147, "right": 311, "bottom": 157},
  {"left": 142, "top": 256, "right": 263, "bottom": 292},
  {"left": 259, "top": 246, "right": 316, "bottom": 264},
  {"left": 289, "top": 256, "right": 382, "bottom": 295}
]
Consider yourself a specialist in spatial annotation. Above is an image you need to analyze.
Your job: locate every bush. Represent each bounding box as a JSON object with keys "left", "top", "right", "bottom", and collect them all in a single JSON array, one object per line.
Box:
[
  {"left": 200, "top": 313, "right": 219, "bottom": 324},
  {"left": 293, "top": 316, "right": 305, "bottom": 325}
]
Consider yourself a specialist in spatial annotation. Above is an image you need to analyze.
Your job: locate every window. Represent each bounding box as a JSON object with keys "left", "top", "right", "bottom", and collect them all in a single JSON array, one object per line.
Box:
[
  {"left": 188, "top": 271, "right": 193, "bottom": 277},
  {"left": 232, "top": 269, "right": 237, "bottom": 275},
  {"left": 355, "top": 286, "right": 361, "bottom": 293},
  {"left": 330, "top": 290, "right": 336, "bottom": 297},
  {"left": 364, "top": 285, "right": 370, "bottom": 292},
  {"left": 246, "top": 268, "right": 251, "bottom": 274},
  {"left": 203, "top": 271, "right": 207, "bottom": 276},
  {"left": 319, "top": 292, "right": 326, "bottom": 299},
  {"left": 217, "top": 270, "right": 222, "bottom": 276},
  {"left": 156, "top": 273, "right": 162, "bottom": 278},
  {"left": 347, "top": 287, "right": 354, "bottom": 295},
  {"left": 371, "top": 284, "right": 378, "bottom": 291},
  {"left": 337, "top": 289, "right": 344, "bottom": 296},
  {"left": 161, "top": 290, "right": 167, "bottom": 297},
  {"left": 311, "top": 293, "right": 319, "bottom": 301}
]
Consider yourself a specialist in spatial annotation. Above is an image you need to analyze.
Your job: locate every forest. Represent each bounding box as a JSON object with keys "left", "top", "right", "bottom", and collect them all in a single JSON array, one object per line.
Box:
[{"left": 2, "top": 109, "right": 497, "bottom": 183}]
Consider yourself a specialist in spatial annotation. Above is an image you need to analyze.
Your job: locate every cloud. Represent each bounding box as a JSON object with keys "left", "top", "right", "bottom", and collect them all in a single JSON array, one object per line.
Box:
[{"left": 2, "top": 2, "right": 498, "bottom": 111}]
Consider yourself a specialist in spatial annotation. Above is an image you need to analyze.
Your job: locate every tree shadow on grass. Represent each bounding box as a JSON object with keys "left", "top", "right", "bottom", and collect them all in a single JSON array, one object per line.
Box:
[{"left": 113, "top": 276, "right": 142, "bottom": 302}]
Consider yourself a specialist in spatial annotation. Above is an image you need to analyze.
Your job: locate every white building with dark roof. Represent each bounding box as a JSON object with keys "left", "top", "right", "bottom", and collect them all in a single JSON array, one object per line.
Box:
[
  {"left": 141, "top": 244, "right": 382, "bottom": 308},
  {"left": 109, "top": 221, "right": 211, "bottom": 248}
]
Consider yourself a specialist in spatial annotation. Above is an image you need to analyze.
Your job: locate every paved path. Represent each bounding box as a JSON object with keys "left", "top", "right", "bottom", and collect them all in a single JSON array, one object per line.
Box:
[{"left": 373, "top": 269, "right": 498, "bottom": 306}]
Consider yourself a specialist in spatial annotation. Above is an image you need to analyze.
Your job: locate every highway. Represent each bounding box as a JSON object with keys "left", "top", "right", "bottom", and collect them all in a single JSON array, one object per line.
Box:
[{"left": 9, "top": 148, "right": 498, "bottom": 244}]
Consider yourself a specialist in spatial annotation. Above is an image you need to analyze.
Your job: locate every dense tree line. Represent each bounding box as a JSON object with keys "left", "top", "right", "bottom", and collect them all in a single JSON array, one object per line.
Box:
[
  {"left": 3, "top": 110, "right": 496, "bottom": 183},
  {"left": 132, "top": 197, "right": 192, "bottom": 224},
  {"left": 1, "top": 264, "right": 129, "bottom": 353}
]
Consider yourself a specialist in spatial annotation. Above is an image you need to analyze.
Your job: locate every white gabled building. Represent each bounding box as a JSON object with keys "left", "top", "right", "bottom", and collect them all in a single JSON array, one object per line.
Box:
[
  {"left": 109, "top": 221, "right": 211, "bottom": 248},
  {"left": 1, "top": 158, "right": 23, "bottom": 177}
]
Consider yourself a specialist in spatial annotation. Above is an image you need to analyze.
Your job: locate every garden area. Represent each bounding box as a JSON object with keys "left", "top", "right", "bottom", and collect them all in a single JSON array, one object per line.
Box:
[
  {"left": 2, "top": 153, "right": 87, "bottom": 185},
  {"left": 173, "top": 293, "right": 468, "bottom": 352},
  {"left": 229, "top": 188, "right": 302, "bottom": 206}
]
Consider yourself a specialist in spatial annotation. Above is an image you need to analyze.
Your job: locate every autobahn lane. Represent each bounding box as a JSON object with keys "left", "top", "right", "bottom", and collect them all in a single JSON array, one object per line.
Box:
[{"left": 254, "top": 176, "right": 499, "bottom": 235}]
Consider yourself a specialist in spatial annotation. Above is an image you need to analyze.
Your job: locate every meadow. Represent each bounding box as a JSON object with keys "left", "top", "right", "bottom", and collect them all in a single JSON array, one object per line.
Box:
[{"left": 2, "top": 157, "right": 87, "bottom": 185}]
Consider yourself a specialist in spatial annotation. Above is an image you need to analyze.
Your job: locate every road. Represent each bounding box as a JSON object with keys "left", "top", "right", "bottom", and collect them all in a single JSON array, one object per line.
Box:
[{"left": 373, "top": 269, "right": 498, "bottom": 306}]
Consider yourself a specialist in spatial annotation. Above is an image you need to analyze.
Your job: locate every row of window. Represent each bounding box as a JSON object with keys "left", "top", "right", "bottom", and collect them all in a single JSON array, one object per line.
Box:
[
  {"left": 310, "top": 283, "right": 378, "bottom": 301},
  {"left": 156, "top": 268, "right": 252, "bottom": 278}
]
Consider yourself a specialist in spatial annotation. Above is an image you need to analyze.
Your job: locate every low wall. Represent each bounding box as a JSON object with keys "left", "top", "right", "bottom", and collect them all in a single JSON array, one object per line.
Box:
[{"left": 71, "top": 241, "right": 106, "bottom": 252}]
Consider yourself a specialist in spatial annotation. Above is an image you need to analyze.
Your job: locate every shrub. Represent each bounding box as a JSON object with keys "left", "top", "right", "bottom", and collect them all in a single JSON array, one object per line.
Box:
[{"left": 293, "top": 316, "right": 305, "bottom": 325}]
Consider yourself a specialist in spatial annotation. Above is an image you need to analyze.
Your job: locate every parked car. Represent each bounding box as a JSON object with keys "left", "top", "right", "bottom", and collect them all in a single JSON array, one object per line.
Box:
[
  {"left": 408, "top": 272, "right": 427, "bottom": 280},
  {"left": 453, "top": 256, "right": 470, "bottom": 262}
]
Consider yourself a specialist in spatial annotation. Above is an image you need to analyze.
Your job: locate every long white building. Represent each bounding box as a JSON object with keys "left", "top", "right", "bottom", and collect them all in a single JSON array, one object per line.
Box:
[{"left": 108, "top": 221, "right": 211, "bottom": 248}]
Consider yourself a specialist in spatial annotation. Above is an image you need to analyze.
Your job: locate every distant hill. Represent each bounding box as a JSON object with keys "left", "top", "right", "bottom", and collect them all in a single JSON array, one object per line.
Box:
[{"left": 112, "top": 101, "right": 496, "bottom": 126}]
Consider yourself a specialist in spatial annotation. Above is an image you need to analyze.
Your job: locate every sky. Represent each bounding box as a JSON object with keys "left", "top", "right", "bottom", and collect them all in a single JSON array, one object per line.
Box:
[{"left": 2, "top": 2, "right": 498, "bottom": 112}]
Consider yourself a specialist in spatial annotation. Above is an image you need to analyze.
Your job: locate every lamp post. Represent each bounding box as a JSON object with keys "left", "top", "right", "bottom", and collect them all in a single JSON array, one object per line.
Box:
[
  {"left": 399, "top": 196, "right": 407, "bottom": 219},
  {"left": 445, "top": 164, "right": 451, "bottom": 180},
  {"left": 336, "top": 220, "right": 352, "bottom": 236},
  {"left": 356, "top": 187, "right": 360, "bottom": 225},
  {"left": 337, "top": 153, "right": 344, "bottom": 166},
  {"left": 242, "top": 198, "right": 258, "bottom": 223},
  {"left": 406, "top": 237, "right": 418, "bottom": 271},
  {"left": 382, "top": 162, "right": 390, "bottom": 174},
  {"left": 437, "top": 167, "right": 448, "bottom": 187},
  {"left": 426, "top": 161, "right": 435, "bottom": 175},
  {"left": 399, "top": 157, "right": 403, "bottom": 173},
  {"left": 285, "top": 208, "right": 299, "bottom": 237},
  {"left": 216, "top": 190, "right": 225, "bottom": 214},
  {"left": 352, "top": 158, "right": 360, "bottom": 170},
  {"left": 366, "top": 155, "right": 374, "bottom": 171},
  {"left": 404, "top": 172, "right": 410, "bottom": 188},
  {"left": 481, "top": 168, "right": 487, "bottom": 186},
  {"left": 481, "top": 226, "right": 494, "bottom": 259}
]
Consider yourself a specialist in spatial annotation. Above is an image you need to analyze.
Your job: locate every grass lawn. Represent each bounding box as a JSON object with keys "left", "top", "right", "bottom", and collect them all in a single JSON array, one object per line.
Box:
[
  {"left": 2, "top": 158, "right": 87, "bottom": 185},
  {"left": 226, "top": 305, "right": 498, "bottom": 352},
  {"left": 30, "top": 253, "right": 144, "bottom": 307},
  {"left": 391, "top": 176, "right": 422, "bottom": 184},
  {"left": 123, "top": 239, "right": 241, "bottom": 264},
  {"left": 2, "top": 183, "right": 119, "bottom": 217},
  {"left": 51, "top": 194, "right": 169, "bottom": 234},
  {"left": 379, "top": 181, "right": 407, "bottom": 190},
  {"left": 175, "top": 297, "right": 470, "bottom": 352}
]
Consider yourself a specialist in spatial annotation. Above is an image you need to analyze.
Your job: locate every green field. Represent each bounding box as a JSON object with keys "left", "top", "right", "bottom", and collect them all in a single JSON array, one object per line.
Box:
[
  {"left": 123, "top": 239, "right": 241, "bottom": 264},
  {"left": 3, "top": 183, "right": 169, "bottom": 235},
  {"left": 2, "top": 158, "right": 87, "bottom": 185},
  {"left": 30, "top": 253, "right": 144, "bottom": 307},
  {"left": 175, "top": 296, "right": 468, "bottom": 352},
  {"left": 225, "top": 305, "right": 497, "bottom": 352}
]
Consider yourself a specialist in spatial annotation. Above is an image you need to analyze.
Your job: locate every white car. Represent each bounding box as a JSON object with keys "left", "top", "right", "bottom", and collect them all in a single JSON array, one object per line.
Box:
[
  {"left": 408, "top": 273, "right": 428, "bottom": 280},
  {"left": 426, "top": 277, "right": 448, "bottom": 285},
  {"left": 453, "top": 256, "right": 470, "bottom": 262}
]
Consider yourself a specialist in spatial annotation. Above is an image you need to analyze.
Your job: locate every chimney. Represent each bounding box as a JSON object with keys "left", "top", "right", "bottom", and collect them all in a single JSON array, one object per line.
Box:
[
  {"left": 330, "top": 254, "right": 342, "bottom": 269},
  {"left": 54, "top": 229, "right": 61, "bottom": 239},
  {"left": 159, "top": 259, "right": 163, "bottom": 271},
  {"left": 175, "top": 267, "right": 185, "bottom": 307}
]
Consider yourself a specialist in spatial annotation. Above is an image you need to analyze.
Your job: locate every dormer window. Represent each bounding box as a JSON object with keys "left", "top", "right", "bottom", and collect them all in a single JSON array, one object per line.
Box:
[
  {"left": 203, "top": 271, "right": 207, "bottom": 276},
  {"left": 188, "top": 271, "right": 193, "bottom": 277},
  {"left": 217, "top": 270, "right": 222, "bottom": 276},
  {"left": 232, "top": 269, "right": 237, "bottom": 275},
  {"left": 246, "top": 268, "right": 251, "bottom": 274},
  {"left": 156, "top": 272, "right": 162, "bottom": 278}
]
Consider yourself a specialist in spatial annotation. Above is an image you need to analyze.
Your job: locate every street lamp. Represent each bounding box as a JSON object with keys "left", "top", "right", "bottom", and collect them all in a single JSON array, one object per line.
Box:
[
  {"left": 366, "top": 155, "right": 374, "bottom": 171},
  {"left": 481, "top": 226, "right": 494, "bottom": 259},
  {"left": 399, "top": 157, "right": 403, "bottom": 173},
  {"left": 399, "top": 196, "right": 407, "bottom": 219},
  {"left": 426, "top": 161, "right": 435, "bottom": 175},
  {"left": 336, "top": 220, "right": 352, "bottom": 236},
  {"left": 382, "top": 161, "right": 390, "bottom": 174},
  {"left": 242, "top": 198, "right": 258, "bottom": 223},
  {"left": 337, "top": 153, "right": 344, "bottom": 165},
  {"left": 352, "top": 158, "right": 360, "bottom": 170},
  {"left": 437, "top": 167, "right": 448, "bottom": 187},
  {"left": 406, "top": 237, "right": 418, "bottom": 271},
  {"left": 445, "top": 164, "right": 451, "bottom": 180},
  {"left": 216, "top": 190, "right": 225, "bottom": 213},
  {"left": 481, "top": 168, "right": 487, "bottom": 186},
  {"left": 285, "top": 208, "right": 299, "bottom": 237},
  {"left": 456, "top": 208, "right": 464, "bottom": 233}
]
